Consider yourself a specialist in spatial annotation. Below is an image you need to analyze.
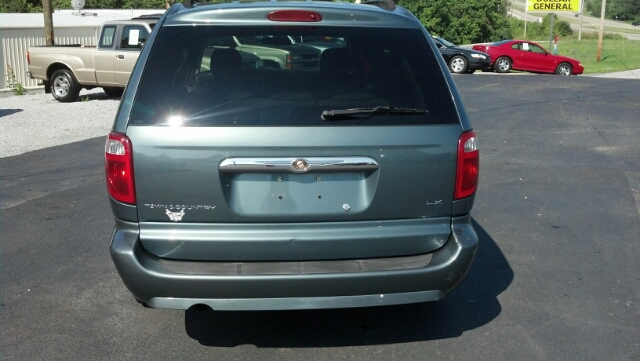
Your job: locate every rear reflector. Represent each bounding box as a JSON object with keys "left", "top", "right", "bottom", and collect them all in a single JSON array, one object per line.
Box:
[
  {"left": 455, "top": 131, "right": 479, "bottom": 200},
  {"left": 267, "top": 10, "right": 322, "bottom": 22},
  {"left": 105, "top": 132, "right": 136, "bottom": 204}
]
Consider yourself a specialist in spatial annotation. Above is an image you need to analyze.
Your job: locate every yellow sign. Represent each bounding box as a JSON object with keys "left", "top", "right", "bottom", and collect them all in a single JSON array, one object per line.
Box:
[{"left": 527, "top": 0, "right": 581, "bottom": 12}]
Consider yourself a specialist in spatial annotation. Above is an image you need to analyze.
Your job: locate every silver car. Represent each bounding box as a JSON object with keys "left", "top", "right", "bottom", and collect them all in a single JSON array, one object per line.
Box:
[{"left": 106, "top": 0, "right": 480, "bottom": 311}]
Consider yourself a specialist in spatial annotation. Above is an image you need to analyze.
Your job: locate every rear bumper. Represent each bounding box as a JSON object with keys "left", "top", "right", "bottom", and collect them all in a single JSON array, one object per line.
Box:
[
  {"left": 26, "top": 71, "right": 50, "bottom": 91},
  {"left": 26, "top": 69, "right": 46, "bottom": 83},
  {"left": 110, "top": 215, "right": 478, "bottom": 310}
]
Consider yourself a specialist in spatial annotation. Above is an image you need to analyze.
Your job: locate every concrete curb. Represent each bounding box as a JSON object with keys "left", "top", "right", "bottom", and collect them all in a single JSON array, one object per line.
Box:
[
  {"left": 582, "top": 69, "right": 640, "bottom": 79},
  {"left": 0, "top": 86, "right": 45, "bottom": 98}
]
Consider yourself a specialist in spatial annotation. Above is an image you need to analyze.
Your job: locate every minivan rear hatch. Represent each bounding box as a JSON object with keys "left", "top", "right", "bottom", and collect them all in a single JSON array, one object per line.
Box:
[{"left": 122, "top": 19, "right": 465, "bottom": 261}]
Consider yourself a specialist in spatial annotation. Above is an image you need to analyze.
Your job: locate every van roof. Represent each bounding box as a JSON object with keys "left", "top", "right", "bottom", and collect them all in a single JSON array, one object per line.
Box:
[{"left": 164, "top": 0, "right": 417, "bottom": 29}]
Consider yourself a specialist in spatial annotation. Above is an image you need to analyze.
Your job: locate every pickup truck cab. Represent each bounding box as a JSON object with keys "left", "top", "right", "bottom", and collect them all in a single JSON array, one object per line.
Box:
[
  {"left": 26, "top": 16, "right": 157, "bottom": 102},
  {"left": 201, "top": 35, "right": 320, "bottom": 74},
  {"left": 231, "top": 35, "right": 320, "bottom": 69}
]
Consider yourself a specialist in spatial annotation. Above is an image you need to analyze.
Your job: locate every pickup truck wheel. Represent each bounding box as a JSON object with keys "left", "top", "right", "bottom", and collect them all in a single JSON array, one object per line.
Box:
[
  {"left": 51, "top": 69, "right": 81, "bottom": 102},
  {"left": 103, "top": 87, "right": 124, "bottom": 98}
]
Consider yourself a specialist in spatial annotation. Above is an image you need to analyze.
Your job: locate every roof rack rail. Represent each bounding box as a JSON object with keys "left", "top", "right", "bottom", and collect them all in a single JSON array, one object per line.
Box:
[
  {"left": 182, "top": 0, "right": 251, "bottom": 8},
  {"left": 358, "top": 0, "right": 395, "bottom": 11},
  {"left": 181, "top": 0, "right": 396, "bottom": 11},
  {"left": 182, "top": 0, "right": 204, "bottom": 8}
]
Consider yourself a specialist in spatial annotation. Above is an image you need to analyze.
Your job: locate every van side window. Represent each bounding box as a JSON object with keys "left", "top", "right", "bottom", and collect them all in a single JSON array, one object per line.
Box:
[
  {"left": 99, "top": 26, "right": 117, "bottom": 49},
  {"left": 121, "top": 26, "right": 150, "bottom": 50}
]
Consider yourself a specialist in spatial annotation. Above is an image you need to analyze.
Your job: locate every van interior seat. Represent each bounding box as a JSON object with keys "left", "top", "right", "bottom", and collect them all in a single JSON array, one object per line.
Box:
[{"left": 198, "top": 48, "right": 249, "bottom": 91}]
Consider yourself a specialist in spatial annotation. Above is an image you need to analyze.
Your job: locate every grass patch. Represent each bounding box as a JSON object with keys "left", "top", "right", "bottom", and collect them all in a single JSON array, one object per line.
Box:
[
  {"left": 597, "top": 26, "right": 640, "bottom": 34},
  {"left": 556, "top": 17, "right": 640, "bottom": 34},
  {"left": 558, "top": 38, "right": 640, "bottom": 73},
  {"left": 505, "top": 10, "right": 640, "bottom": 73}
]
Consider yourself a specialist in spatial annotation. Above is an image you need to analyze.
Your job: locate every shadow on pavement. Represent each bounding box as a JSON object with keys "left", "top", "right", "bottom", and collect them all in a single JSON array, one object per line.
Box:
[
  {"left": 184, "top": 219, "right": 513, "bottom": 347},
  {"left": 0, "top": 109, "right": 23, "bottom": 117}
]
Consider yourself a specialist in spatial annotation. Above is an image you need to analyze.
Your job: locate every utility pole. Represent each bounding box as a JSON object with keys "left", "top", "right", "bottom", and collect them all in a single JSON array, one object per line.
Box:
[
  {"left": 578, "top": 0, "right": 584, "bottom": 40},
  {"left": 549, "top": 13, "right": 554, "bottom": 51},
  {"left": 597, "top": 0, "right": 606, "bottom": 61},
  {"left": 524, "top": 0, "right": 528, "bottom": 38},
  {"left": 43, "top": 0, "right": 54, "bottom": 45}
]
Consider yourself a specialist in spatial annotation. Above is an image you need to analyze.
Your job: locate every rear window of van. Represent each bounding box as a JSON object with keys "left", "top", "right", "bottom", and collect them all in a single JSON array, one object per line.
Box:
[{"left": 130, "top": 26, "right": 458, "bottom": 126}]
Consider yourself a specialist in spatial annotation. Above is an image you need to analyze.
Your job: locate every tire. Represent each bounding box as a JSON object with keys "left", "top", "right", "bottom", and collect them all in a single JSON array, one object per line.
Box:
[
  {"left": 555, "top": 62, "right": 572, "bottom": 76},
  {"left": 50, "top": 69, "right": 81, "bottom": 102},
  {"left": 103, "top": 87, "right": 124, "bottom": 97},
  {"left": 494, "top": 56, "right": 512, "bottom": 73},
  {"left": 448, "top": 55, "right": 468, "bottom": 74}
]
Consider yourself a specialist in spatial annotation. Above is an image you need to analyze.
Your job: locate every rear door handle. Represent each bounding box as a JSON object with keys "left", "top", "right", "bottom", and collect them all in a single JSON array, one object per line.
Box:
[
  {"left": 219, "top": 157, "right": 379, "bottom": 174},
  {"left": 116, "top": 55, "right": 124, "bottom": 59}
]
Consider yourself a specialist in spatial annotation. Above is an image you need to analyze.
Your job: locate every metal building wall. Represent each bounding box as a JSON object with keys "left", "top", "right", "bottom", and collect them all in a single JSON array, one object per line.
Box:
[
  {"left": 1, "top": 26, "right": 99, "bottom": 90},
  {"left": 55, "top": 9, "right": 163, "bottom": 17}
]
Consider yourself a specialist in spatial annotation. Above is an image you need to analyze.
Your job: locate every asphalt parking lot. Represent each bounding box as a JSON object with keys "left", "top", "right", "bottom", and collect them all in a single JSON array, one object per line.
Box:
[{"left": 1, "top": 74, "right": 639, "bottom": 360}]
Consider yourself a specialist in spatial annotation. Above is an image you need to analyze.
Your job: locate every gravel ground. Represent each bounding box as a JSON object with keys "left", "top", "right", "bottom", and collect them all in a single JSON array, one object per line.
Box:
[{"left": 0, "top": 88, "right": 120, "bottom": 158}]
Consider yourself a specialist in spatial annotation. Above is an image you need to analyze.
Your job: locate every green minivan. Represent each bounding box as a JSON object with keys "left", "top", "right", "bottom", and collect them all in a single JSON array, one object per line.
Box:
[{"left": 106, "top": 0, "right": 480, "bottom": 311}]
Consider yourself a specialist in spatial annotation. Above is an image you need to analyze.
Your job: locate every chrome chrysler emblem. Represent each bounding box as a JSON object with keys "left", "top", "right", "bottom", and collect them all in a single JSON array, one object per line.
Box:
[{"left": 292, "top": 159, "right": 309, "bottom": 172}]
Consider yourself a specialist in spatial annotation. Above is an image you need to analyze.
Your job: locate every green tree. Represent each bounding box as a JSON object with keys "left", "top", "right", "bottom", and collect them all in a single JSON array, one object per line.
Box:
[
  {"left": 542, "top": 14, "right": 573, "bottom": 37},
  {"left": 0, "top": 0, "right": 27, "bottom": 12},
  {"left": 609, "top": 0, "right": 640, "bottom": 20},
  {"left": 84, "top": 0, "right": 122, "bottom": 9},
  {"left": 4, "top": 0, "right": 165, "bottom": 11},
  {"left": 1, "top": 0, "right": 42, "bottom": 12},
  {"left": 121, "top": 0, "right": 166, "bottom": 8},
  {"left": 508, "top": 15, "right": 573, "bottom": 40},
  {"left": 586, "top": 0, "right": 640, "bottom": 20},
  {"left": 396, "top": 0, "right": 512, "bottom": 44},
  {"left": 52, "top": 0, "right": 72, "bottom": 10}
]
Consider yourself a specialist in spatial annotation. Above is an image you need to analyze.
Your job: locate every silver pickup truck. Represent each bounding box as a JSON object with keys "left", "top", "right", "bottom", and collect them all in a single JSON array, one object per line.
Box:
[{"left": 26, "top": 16, "right": 157, "bottom": 102}]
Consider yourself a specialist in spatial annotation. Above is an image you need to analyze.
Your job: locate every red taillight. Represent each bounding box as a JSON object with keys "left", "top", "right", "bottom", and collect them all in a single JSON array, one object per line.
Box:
[
  {"left": 267, "top": 10, "right": 322, "bottom": 22},
  {"left": 455, "top": 131, "right": 479, "bottom": 200},
  {"left": 105, "top": 132, "right": 136, "bottom": 204},
  {"left": 26, "top": 51, "right": 30, "bottom": 65}
]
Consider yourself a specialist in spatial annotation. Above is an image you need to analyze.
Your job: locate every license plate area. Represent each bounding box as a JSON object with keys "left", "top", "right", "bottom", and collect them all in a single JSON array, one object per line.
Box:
[{"left": 225, "top": 172, "right": 375, "bottom": 216}]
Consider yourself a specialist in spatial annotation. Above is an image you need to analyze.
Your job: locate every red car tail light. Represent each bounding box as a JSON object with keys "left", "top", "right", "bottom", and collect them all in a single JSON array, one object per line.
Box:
[
  {"left": 267, "top": 10, "right": 322, "bottom": 22},
  {"left": 105, "top": 132, "right": 136, "bottom": 204},
  {"left": 455, "top": 131, "right": 479, "bottom": 200},
  {"left": 26, "top": 51, "right": 30, "bottom": 65}
]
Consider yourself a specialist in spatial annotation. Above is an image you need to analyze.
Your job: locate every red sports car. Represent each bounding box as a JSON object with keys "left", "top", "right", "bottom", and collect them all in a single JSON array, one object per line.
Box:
[{"left": 473, "top": 40, "right": 584, "bottom": 76}]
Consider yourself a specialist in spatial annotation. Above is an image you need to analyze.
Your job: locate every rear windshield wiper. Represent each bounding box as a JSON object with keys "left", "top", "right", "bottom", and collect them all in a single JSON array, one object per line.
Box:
[{"left": 321, "top": 106, "right": 428, "bottom": 121}]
